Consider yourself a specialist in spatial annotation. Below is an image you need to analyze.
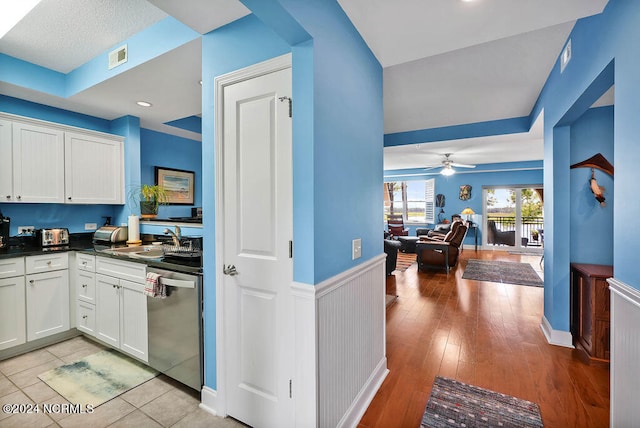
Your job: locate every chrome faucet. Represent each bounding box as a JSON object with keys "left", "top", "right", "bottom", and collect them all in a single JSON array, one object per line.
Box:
[{"left": 163, "top": 226, "right": 182, "bottom": 247}]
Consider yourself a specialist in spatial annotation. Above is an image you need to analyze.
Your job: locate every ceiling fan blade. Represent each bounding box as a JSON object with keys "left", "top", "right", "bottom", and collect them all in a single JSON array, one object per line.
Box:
[{"left": 450, "top": 162, "right": 476, "bottom": 168}]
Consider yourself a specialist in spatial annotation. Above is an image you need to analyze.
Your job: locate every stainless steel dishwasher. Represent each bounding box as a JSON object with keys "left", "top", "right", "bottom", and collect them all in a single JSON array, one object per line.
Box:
[{"left": 146, "top": 267, "right": 203, "bottom": 391}]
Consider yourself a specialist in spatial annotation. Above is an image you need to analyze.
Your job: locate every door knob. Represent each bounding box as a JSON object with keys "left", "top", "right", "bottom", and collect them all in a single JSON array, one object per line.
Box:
[{"left": 223, "top": 264, "right": 238, "bottom": 276}]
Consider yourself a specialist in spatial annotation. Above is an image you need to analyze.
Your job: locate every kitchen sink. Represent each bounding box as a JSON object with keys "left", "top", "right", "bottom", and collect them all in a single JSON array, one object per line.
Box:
[{"left": 101, "top": 245, "right": 165, "bottom": 261}]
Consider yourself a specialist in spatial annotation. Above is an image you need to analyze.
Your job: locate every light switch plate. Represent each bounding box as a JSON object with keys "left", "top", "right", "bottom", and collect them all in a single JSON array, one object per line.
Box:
[
  {"left": 352, "top": 238, "right": 362, "bottom": 260},
  {"left": 85, "top": 223, "right": 97, "bottom": 231}
]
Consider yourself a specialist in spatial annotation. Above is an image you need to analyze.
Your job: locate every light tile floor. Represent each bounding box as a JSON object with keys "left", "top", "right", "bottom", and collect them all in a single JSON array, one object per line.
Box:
[{"left": 0, "top": 336, "right": 246, "bottom": 427}]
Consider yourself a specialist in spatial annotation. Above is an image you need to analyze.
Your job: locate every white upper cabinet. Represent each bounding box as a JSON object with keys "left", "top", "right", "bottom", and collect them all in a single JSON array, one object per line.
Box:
[
  {"left": 0, "top": 113, "right": 125, "bottom": 205},
  {"left": 65, "top": 132, "right": 124, "bottom": 204},
  {"left": 12, "top": 121, "right": 65, "bottom": 203},
  {"left": 0, "top": 119, "right": 12, "bottom": 202}
]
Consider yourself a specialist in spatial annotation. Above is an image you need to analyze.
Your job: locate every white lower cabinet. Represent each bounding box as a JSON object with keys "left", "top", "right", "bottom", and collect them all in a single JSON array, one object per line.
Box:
[
  {"left": 0, "top": 275, "right": 26, "bottom": 351},
  {"left": 25, "top": 269, "right": 70, "bottom": 341},
  {"left": 25, "top": 253, "right": 69, "bottom": 342},
  {"left": 95, "top": 256, "right": 148, "bottom": 362}
]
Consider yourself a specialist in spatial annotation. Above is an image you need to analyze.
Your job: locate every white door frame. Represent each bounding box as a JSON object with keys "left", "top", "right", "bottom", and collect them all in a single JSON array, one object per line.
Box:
[{"left": 214, "top": 53, "right": 293, "bottom": 418}]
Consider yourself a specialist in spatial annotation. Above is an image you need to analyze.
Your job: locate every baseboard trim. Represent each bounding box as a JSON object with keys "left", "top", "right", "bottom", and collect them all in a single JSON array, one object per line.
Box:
[
  {"left": 199, "top": 386, "right": 218, "bottom": 416},
  {"left": 337, "top": 357, "right": 389, "bottom": 428},
  {"left": 540, "top": 315, "right": 574, "bottom": 348}
]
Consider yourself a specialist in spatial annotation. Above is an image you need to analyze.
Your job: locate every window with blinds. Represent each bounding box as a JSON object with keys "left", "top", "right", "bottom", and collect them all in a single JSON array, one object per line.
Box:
[{"left": 384, "top": 178, "right": 435, "bottom": 224}]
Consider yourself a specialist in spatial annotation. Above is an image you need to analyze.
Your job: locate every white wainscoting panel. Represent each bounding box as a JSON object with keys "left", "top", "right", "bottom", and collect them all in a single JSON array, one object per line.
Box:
[
  {"left": 608, "top": 277, "right": 640, "bottom": 427},
  {"left": 316, "top": 255, "right": 388, "bottom": 428}
]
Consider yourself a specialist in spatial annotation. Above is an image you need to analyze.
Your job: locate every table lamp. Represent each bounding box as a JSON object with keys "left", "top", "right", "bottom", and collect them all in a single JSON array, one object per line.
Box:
[{"left": 461, "top": 207, "right": 475, "bottom": 225}]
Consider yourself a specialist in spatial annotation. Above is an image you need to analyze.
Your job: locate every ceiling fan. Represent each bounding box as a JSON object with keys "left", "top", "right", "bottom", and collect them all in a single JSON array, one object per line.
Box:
[{"left": 426, "top": 153, "right": 476, "bottom": 176}]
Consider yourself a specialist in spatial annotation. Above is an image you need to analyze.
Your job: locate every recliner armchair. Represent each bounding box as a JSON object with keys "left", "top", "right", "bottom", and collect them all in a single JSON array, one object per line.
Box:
[
  {"left": 387, "top": 214, "right": 408, "bottom": 238},
  {"left": 486, "top": 220, "right": 515, "bottom": 246},
  {"left": 384, "top": 239, "right": 402, "bottom": 275},
  {"left": 415, "top": 223, "right": 467, "bottom": 273}
]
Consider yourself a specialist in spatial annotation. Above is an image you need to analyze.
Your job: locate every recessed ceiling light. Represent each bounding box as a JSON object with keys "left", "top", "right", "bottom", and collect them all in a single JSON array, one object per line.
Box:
[{"left": 136, "top": 101, "right": 152, "bottom": 107}]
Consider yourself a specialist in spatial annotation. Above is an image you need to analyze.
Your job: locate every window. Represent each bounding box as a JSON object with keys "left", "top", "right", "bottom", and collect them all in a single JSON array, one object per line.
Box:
[{"left": 384, "top": 179, "right": 435, "bottom": 224}]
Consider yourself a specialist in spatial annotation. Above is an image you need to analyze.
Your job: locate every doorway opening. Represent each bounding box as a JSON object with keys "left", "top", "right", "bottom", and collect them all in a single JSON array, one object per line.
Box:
[{"left": 483, "top": 186, "right": 544, "bottom": 253}]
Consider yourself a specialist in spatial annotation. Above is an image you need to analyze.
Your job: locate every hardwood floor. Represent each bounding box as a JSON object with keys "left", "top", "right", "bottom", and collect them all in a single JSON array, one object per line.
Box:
[{"left": 359, "top": 249, "right": 610, "bottom": 428}]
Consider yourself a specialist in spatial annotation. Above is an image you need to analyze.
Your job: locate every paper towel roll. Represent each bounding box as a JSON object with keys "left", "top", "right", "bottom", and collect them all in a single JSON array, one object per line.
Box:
[{"left": 128, "top": 215, "right": 140, "bottom": 242}]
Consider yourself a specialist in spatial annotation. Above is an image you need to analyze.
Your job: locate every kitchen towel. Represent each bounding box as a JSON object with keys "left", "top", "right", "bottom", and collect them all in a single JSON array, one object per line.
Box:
[{"left": 144, "top": 272, "right": 165, "bottom": 298}]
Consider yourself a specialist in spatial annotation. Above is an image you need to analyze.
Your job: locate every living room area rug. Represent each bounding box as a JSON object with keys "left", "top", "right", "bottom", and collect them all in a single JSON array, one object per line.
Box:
[
  {"left": 462, "top": 259, "right": 543, "bottom": 287},
  {"left": 421, "top": 376, "right": 543, "bottom": 427},
  {"left": 394, "top": 251, "right": 416, "bottom": 272},
  {"left": 38, "top": 349, "right": 158, "bottom": 407}
]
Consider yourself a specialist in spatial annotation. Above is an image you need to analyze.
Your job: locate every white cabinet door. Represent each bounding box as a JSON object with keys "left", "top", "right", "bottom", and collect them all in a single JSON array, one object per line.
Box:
[
  {"left": 120, "top": 280, "right": 148, "bottom": 362},
  {"left": 0, "top": 276, "right": 26, "bottom": 351},
  {"left": 0, "top": 119, "right": 12, "bottom": 202},
  {"left": 64, "top": 132, "right": 124, "bottom": 204},
  {"left": 95, "top": 273, "right": 120, "bottom": 348},
  {"left": 25, "top": 270, "right": 70, "bottom": 341},
  {"left": 12, "top": 122, "right": 65, "bottom": 203}
]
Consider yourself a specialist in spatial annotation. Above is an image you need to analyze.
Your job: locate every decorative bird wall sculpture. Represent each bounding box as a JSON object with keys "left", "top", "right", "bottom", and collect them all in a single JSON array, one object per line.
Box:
[{"left": 590, "top": 168, "right": 606, "bottom": 207}]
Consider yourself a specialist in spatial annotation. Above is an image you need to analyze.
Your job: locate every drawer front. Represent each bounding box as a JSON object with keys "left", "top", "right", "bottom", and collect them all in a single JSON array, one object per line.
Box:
[
  {"left": 77, "top": 271, "right": 96, "bottom": 304},
  {"left": 0, "top": 257, "right": 25, "bottom": 279},
  {"left": 77, "top": 301, "right": 96, "bottom": 337},
  {"left": 25, "top": 252, "right": 69, "bottom": 274},
  {"left": 96, "top": 256, "right": 146, "bottom": 283},
  {"left": 77, "top": 253, "right": 96, "bottom": 272}
]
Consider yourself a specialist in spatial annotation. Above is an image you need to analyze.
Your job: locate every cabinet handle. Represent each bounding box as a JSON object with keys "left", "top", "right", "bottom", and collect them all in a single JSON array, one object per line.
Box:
[
  {"left": 82, "top": 315, "right": 88, "bottom": 319},
  {"left": 82, "top": 284, "right": 87, "bottom": 288},
  {"left": 113, "top": 284, "right": 117, "bottom": 288},
  {"left": 47, "top": 261, "right": 52, "bottom": 265},
  {"left": 68, "top": 196, "right": 72, "bottom": 200},
  {"left": 17, "top": 195, "right": 21, "bottom": 200},
  {"left": 5, "top": 195, "right": 9, "bottom": 199},
  {"left": 82, "top": 261, "right": 87, "bottom": 266},
  {"left": 29, "top": 280, "right": 34, "bottom": 285}
]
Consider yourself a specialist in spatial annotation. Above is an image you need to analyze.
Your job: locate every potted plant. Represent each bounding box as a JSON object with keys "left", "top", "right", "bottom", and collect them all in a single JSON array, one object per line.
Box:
[{"left": 137, "top": 184, "right": 169, "bottom": 218}]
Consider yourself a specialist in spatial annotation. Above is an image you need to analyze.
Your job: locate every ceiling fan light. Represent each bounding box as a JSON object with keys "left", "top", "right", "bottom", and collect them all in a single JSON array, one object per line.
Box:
[{"left": 441, "top": 166, "right": 455, "bottom": 176}]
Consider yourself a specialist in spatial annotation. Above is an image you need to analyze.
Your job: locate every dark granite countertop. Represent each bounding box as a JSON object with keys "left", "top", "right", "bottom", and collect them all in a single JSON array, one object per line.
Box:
[{"left": 0, "top": 234, "right": 202, "bottom": 275}]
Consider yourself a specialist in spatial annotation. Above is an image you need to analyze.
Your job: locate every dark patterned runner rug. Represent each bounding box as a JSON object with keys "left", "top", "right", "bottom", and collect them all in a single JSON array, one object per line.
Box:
[
  {"left": 394, "top": 251, "right": 416, "bottom": 272},
  {"left": 421, "top": 377, "right": 543, "bottom": 427},
  {"left": 462, "top": 259, "right": 543, "bottom": 287}
]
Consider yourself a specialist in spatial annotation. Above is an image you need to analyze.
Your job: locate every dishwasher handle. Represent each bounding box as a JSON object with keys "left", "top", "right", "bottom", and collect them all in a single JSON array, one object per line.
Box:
[{"left": 159, "top": 277, "right": 195, "bottom": 289}]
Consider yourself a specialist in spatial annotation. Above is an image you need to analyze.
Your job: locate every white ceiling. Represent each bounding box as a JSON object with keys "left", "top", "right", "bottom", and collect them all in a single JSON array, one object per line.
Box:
[{"left": 0, "top": 0, "right": 611, "bottom": 168}]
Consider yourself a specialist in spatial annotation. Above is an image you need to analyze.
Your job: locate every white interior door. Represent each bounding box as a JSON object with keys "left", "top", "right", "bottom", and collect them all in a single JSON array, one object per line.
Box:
[{"left": 222, "top": 66, "right": 293, "bottom": 428}]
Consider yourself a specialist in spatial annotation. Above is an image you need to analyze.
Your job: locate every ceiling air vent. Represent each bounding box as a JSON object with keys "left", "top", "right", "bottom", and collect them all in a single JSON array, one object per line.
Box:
[{"left": 108, "top": 44, "right": 128, "bottom": 70}]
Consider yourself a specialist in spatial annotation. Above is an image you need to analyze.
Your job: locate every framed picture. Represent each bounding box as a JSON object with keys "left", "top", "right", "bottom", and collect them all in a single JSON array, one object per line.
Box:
[{"left": 155, "top": 166, "right": 195, "bottom": 205}]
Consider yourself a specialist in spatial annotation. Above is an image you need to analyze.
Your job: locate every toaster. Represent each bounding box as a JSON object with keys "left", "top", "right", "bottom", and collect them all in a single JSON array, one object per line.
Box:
[{"left": 37, "top": 228, "right": 70, "bottom": 247}]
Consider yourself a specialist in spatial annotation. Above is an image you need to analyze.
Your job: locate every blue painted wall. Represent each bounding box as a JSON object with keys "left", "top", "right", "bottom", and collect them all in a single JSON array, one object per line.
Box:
[
  {"left": 140, "top": 128, "right": 202, "bottom": 219},
  {"left": 569, "top": 106, "right": 614, "bottom": 265},
  {"left": 528, "top": 0, "right": 640, "bottom": 332},
  {"left": 385, "top": 161, "right": 543, "bottom": 246}
]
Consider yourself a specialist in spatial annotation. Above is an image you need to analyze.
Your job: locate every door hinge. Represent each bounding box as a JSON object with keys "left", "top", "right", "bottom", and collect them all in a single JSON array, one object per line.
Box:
[
  {"left": 279, "top": 96, "right": 292, "bottom": 117},
  {"left": 289, "top": 240, "right": 293, "bottom": 259},
  {"left": 289, "top": 379, "right": 292, "bottom": 398}
]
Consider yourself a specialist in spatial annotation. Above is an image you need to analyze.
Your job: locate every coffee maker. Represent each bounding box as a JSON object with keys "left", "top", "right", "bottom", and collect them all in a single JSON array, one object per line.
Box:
[{"left": 0, "top": 210, "right": 9, "bottom": 249}]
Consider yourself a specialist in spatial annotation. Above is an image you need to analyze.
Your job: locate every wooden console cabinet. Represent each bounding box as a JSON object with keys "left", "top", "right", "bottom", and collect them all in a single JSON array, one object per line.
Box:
[{"left": 570, "top": 263, "right": 613, "bottom": 365}]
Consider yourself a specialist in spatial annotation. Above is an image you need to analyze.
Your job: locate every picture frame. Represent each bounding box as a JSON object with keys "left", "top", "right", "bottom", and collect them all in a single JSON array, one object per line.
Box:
[{"left": 155, "top": 166, "right": 195, "bottom": 205}]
